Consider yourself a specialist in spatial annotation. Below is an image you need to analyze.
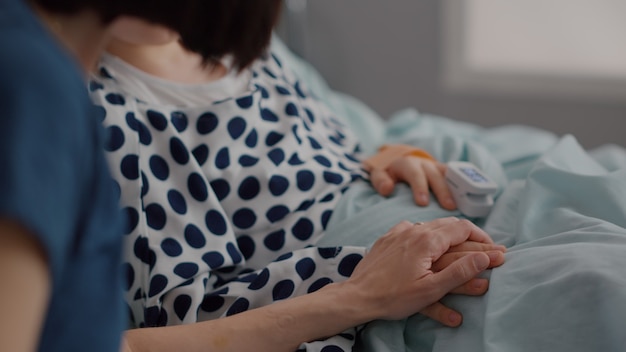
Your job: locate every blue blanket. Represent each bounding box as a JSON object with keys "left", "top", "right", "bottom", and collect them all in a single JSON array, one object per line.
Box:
[
  {"left": 272, "top": 35, "right": 626, "bottom": 351},
  {"left": 319, "top": 110, "right": 626, "bottom": 352}
]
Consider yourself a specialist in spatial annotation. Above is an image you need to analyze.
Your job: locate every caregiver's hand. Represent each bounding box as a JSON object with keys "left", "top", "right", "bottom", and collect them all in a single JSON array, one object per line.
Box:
[
  {"left": 369, "top": 156, "right": 457, "bottom": 210},
  {"left": 342, "top": 217, "right": 495, "bottom": 323}
]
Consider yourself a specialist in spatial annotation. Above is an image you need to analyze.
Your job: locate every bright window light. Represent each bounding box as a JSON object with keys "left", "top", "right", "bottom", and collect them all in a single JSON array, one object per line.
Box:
[
  {"left": 464, "top": 0, "right": 626, "bottom": 79},
  {"left": 442, "top": 0, "right": 626, "bottom": 101}
]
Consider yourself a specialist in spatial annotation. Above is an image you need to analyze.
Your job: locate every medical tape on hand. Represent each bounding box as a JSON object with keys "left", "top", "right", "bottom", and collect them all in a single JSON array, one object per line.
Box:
[{"left": 362, "top": 144, "right": 436, "bottom": 171}]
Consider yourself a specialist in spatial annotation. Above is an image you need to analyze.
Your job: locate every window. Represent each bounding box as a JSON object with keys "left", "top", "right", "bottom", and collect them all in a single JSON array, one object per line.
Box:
[{"left": 442, "top": 0, "right": 626, "bottom": 101}]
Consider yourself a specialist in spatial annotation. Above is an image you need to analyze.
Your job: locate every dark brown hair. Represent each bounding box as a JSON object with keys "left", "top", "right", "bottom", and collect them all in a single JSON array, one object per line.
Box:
[
  {"left": 179, "top": 0, "right": 283, "bottom": 70},
  {"left": 32, "top": 0, "right": 283, "bottom": 70},
  {"left": 30, "top": 0, "right": 197, "bottom": 25}
]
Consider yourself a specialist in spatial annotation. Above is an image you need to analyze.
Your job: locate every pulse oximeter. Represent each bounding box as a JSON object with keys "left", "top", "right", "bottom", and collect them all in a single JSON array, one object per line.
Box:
[{"left": 445, "top": 161, "right": 498, "bottom": 218}]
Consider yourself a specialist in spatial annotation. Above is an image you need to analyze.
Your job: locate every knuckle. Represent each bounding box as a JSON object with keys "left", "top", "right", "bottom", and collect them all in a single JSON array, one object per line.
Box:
[
  {"left": 389, "top": 221, "right": 413, "bottom": 234},
  {"left": 370, "top": 169, "right": 387, "bottom": 182},
  {"left": 419, "top": 230, "right": 437, "bottom": 242},
  {"left": 399, "top": 220, "right": 413, "bottom": 227},
  {"left": 458, "top": 218, "right": 474, "bottom": 228},
  {"left": 380, "top": 231, "right": 394, "bottom": 242}
]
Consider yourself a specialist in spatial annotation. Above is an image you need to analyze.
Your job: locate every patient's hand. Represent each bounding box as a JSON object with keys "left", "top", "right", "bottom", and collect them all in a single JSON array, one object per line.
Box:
[
  {"left": 369, "top": 156, "right": 457, "bottom": 210},
  {"left": 420, "top": 240, "right": 506, "bottom": 327}
]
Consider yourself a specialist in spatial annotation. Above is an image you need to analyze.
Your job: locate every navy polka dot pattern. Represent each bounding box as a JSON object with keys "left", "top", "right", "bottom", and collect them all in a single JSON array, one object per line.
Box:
[{"left": 90, "top": 49, "right": 367, "bottom": 351}]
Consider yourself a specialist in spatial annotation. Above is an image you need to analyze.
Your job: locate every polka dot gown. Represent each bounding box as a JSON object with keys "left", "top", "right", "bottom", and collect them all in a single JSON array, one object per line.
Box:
[{"left": 90, "top": 51, "right": 368, "bottom": 351}]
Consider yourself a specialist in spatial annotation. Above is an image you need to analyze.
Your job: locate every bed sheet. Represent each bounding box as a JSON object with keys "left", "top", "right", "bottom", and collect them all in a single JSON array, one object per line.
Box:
[
  {"left": 318, "top": 109, "right": 626, "bottom": 352},
  {"left": 272, "top": 34, "right": 626, "bottom": 351}
]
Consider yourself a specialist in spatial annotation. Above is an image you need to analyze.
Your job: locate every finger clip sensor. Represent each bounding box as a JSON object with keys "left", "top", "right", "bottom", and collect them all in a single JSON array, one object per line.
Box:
[{"left": 445, "top": 162, "right": 498, "bottom": 218}]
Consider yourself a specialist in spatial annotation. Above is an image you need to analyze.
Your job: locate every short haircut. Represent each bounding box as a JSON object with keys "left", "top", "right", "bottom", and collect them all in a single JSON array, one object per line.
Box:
[
  {"left": 180, "top": 0, "right": 283, "bottom": 70},
  {"left": 31, "top": 0, "right": 282, "bottom": 70},
  {"left": 30, "top": 0, "right": 191, "bottom": 24}
]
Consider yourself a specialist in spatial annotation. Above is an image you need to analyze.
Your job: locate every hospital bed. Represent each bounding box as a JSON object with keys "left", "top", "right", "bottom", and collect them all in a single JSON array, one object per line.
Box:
[{"left": 272, "top": 35, "right": 626, "bottom": 352}]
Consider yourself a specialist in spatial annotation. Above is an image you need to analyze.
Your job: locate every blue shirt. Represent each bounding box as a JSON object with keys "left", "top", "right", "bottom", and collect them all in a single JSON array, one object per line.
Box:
[{"left": 0, "top": 1, "right": 125, "bottom": 351}]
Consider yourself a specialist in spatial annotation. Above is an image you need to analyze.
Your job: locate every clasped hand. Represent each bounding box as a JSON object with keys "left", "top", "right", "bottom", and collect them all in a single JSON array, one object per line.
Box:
[{"left": 341, "top": 217, "right": 505, "bottom": 326}]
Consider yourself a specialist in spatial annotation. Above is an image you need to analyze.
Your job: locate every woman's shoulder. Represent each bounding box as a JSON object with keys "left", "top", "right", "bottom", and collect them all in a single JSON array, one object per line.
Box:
[{"left": 1, "top": 21, "right": 85, "bottom": 109}]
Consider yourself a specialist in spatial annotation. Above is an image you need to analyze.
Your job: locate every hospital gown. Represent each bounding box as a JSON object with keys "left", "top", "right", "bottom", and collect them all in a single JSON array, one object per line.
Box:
[{"left": 89, "top": 50, "right": 369, "bottom": 351}]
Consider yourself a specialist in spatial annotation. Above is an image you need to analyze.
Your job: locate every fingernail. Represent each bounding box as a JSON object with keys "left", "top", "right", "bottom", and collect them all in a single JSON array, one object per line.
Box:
[
  {"left": 487, "top": 251, "right": 501, "bottom": 262},
  {"left": 418, "top": 193, "right": 429, "bottom": 204},
  {"left": 449, "top": 312, "right": 461, "bottom": 325},
  {"left": 473, "top": 279, "right": 485, "bottom": 289}
]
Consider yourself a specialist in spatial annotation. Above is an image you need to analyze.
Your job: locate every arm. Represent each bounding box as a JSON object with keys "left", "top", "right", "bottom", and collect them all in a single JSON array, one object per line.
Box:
[
  {"left": 122, "top": 217, "right": 493, "bottom": 352},
  {"left": 0, "top": 218, "right": 51, "bottom": 352}
]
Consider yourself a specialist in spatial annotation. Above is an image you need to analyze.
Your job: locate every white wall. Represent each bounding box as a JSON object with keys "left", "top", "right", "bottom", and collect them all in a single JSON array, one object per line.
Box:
[{"left": 279, "top": 0, "right": 626, "bottom": 148}]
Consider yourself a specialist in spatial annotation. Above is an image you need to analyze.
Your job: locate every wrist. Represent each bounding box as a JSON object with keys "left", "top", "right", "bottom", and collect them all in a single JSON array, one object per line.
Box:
[{"left": 318, "top": 280, "right": 381, "bottom": 325}]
